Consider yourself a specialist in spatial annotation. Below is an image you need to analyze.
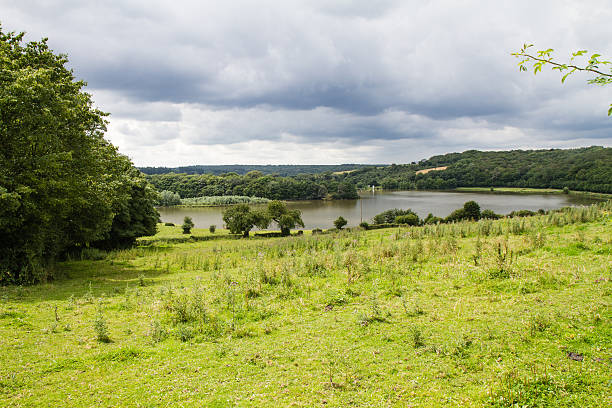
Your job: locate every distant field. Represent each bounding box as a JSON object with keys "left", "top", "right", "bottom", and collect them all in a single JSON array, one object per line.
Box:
[
  {"left": 416, "top": 166, "right": 448, "bottom": 175},
  {"left": 1, "top": 203, "right": 610, "bottom": 407}
]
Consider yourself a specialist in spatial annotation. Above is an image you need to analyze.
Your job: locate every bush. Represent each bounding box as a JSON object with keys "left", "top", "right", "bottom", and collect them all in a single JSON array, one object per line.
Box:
[
  {"left": 373, "top": 208, "right": 418, "bottom": 224},
  {"left": 481, "top": 209, "right": 501, "bottom": 219},
  {"left": 312, "top": 228, "right": 323, "bottom": 234},
  {"left": 359, "top": 221, "right": 370, "bottom": 229},
  {"left": 424, "top": 213, "right": 444, "bottom": 225},
  {"left": 334, "top": 216, "right": 348, "bottom": 230},
  {"left": 563, "top": 186, "right": 570, "bottom": 194},
  {"left": 182, "top": 216, "right": 194, "bottom": 234},
  {"left": 508, "top": 209, "right": 537, "bottom": 218},
  {"left": 209, "top": 225, "right": 216, "bottom": 233},
  {"left": 164, "top": 222, "right": 175, "bottom": 226},
  {"left": 463, "top": 201, "right": 481, "bottom": 220},
  {"left": 158, "top": 190, "right": 181, "bottom": 206},
  {"left": 395, "top": 214, "right": 419, "bottom": 226}
]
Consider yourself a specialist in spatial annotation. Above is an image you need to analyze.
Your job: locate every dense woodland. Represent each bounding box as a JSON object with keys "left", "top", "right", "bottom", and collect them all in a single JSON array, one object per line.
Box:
[
  {"left": 0, "top": 28, "right": 159, "bottom": 284},
  {"left": 148, "top": 172, "right": 359, "bottom": 201},
  {"left": 140, "top": 164, "right": 375, "bottom": 176},
  {"left": 340, "top": 146, "right": 612, "bottom": 193},
  {"left": 147, "top": 146, "right": 612, "bottom": 201}
]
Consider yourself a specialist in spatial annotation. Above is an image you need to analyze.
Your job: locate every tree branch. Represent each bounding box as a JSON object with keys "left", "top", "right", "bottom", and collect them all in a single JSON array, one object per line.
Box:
[{"left": 516, "top": 53, "right": 612, "bottom": 77}]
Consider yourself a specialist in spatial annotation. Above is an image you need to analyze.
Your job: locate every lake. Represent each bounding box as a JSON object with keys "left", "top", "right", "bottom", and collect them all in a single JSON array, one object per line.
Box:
[{"left": 157, "top": 190, "right": 602, "bottom": 230}]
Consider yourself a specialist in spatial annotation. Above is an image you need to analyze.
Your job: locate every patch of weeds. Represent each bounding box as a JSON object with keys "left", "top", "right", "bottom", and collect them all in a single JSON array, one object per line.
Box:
[
  {"left": 529, "top": 231, "right": 546, "bottom": 249},
  {"left": 518, "top": 280, "right": 539, "bottom": 294},
  {"left": 244, "top": 287, "right": 260, "bottom": 299},
  {"left": 357, "top": 296, "right": 388, "bottom": 327},
  {"left": 451, "top": 335, "right": 473, "bottom": 358},
  {"left": 94, "top": 312, "right": 111, "bottom": 343},
  {"left": 527, "top": 313, "right": 551, "bottom": 337},
  {"left": 304, "top": 258, "right": 327, "bottom": 277},
  {"left": 147, "top": 319, "right": 168, "bottom": 344},
  {"left": 80, "top": 247, "right": 107, "bottom": 261},
  {"left": 409, "top": 326, "right": 426, "bottom": 348},
  {"left": 0, "top": 373, "right": 26, "bottom": 394},
  {"left": 401, "top": 293, "right": 425, "bottom": 317},
  {"left": 489, "top": 239, "right": 514, "bottom": 279},
  {"left": 164, "top": 286, "right": 207, "bottom": 324},
  {"left": 138, "top": 274, "right": 146, "bottom": 287},
  {"left": 232, "top": 326, "right": 257, "bottom": 339},
  {"left": 96, "top": 347, "right": 149, "bottom": 362},
  {"left": 175, "top": 324, "right": 196, "bottom": 342},
  {"left": 472, "top": 235, "right": 483, "bottom": 265},
  {"left": 325, "top": 291, "right": 349, "bottom": 310},
  {"left": 43, "top": 358, "right": 87, "bottom": 374},
  {"left": 488, "top": 370, "right": 583, "bottom": 407},
  {"left": 82, "top": 282, "right": 95, "bottom": 304}
]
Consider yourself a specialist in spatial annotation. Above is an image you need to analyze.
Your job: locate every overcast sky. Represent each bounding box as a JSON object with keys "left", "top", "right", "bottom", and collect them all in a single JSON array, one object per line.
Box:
[{"left": 3, "top": 0, "right": 611, "bottom": 166}]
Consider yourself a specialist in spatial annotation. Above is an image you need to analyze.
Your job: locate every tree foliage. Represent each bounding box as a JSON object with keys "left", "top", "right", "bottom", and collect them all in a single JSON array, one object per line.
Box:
[
  {"left": 146, "top": 172, "right": 358, "bottom": 201},
  {"left": 0, "top": 27, "right": 158, "bottom": 283},
  {"left": 222, "top": 204, "right": 269, "bottom": 237},
  {"left": 158, "top": 190, "right": 181, "bottom": 206},
  {"left": 512, "top": 44, "right": 612, "bottom": 115},
  {"left": 334, "top": 216, "right": 348, "bottom": 230},
  {"left": 182, "top": 216, "right": 194, "bottom": 234},
  {"left": 266, "top": 201, "right": 304, "bottom": 236}
]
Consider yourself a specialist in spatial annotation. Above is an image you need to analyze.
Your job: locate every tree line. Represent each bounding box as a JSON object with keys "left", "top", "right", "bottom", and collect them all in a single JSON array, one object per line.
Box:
[
  {"left": 147, "top": 171, "right": 359, "bottom": 201},
  {"left": 140, "top": 164, "right": 375, "bottom": 176},
  {"left": 0, "top": 27, "right": 159, "bottom": 284},
  {"left": 148, "top": 147, "right": 611, "bottom": 202},
  {"left": 338, "top": 147, "right": 612, "bottom": 193}
]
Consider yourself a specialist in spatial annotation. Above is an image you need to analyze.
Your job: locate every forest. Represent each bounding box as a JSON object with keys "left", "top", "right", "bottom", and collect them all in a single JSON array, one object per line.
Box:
[
  {"left": 147, "top": 146, "right": 612, "bottom": 202},
  {"left": 339, "top": 147, "right": 612, "bottom": 193},
  {"left": 0, "top": 28, "right": 159, "bottom": 284},
  {"left": 147, "top": 172, "right": 359, "bottom": 201},
  {"left": 140, "top": 164, "right": 375, "bottom": 176}
]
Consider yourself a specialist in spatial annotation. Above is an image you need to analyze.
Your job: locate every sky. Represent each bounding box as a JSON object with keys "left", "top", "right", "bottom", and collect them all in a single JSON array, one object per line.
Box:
[{"left": 2, "top": 0, "right": 611, "bottom": 166}]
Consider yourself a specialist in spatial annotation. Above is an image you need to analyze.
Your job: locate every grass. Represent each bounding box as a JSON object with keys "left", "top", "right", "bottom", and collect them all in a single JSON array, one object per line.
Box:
[{"left": 1, "top": 203, "right": 610, "bottom": 407}]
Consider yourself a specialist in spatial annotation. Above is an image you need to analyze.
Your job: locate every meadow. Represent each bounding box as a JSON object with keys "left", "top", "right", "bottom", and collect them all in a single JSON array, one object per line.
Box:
[{"left": 0, "top": 202, "right": 610, "bottom": 407}]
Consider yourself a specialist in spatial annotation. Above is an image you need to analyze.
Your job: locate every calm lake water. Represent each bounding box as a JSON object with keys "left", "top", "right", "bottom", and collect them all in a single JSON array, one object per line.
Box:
[{"left": 157, "top": 191, "right": 602, "bottom": 230}]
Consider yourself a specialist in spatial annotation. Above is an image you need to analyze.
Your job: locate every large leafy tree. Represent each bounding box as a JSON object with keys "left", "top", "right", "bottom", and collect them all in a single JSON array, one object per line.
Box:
[
  {"left": 0, "top": 26, "right": 158, "bottom": 283},
  {"left": 266, "top": 200, "right": 304, "bottom": 236},
  {"left": 222, "top": 204, "right": 269, "bottom": 237}
]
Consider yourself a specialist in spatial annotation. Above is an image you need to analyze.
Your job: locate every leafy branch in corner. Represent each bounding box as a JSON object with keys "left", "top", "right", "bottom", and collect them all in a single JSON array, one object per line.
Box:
[{"left": 512, "top": 44, "right": 612, "bottom": 115}]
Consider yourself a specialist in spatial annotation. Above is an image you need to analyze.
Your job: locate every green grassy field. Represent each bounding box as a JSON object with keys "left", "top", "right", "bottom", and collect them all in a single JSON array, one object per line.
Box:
[{"left": 1, "top": 203, "right": 610, "bottom": 407}]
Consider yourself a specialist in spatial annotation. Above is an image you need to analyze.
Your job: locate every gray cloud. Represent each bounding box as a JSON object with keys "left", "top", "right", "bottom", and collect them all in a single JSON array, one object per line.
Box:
[{"left": 2, "top": 0, "right": 611, "bottom": 165}]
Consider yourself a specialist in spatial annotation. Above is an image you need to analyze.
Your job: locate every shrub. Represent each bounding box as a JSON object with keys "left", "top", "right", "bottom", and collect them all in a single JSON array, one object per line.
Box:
[
  {"left": 463, "top": 201, "right": 481, "bottom": 220},
  {"left": 563, "top": 186, "right": 570, "bottom": 194},
  {"left": 209, "top": 225, "right": 216, "bottom": 233},
  {"left": 424, "top": 213, "right": 444, "bottom": 224},
  {"left": 334, "top": 216, "right": 348, "bottom": 230},
  {"left": 395, "top": 214, "right": 419, "bottom": 226},
  {"left": 164, "top": 222, "right": 175, "bottom": 226},
  {"left": 481, "top": 209, "right": 501, "bottom": 219},
  {"left": 182, "top": 216, "right": 194, "bottom": 234},
  {"left": 94, "top": 313, "right": 111, "bottom": 343},
  {"left": 158, "top": 190, "right": 181, "bottom": 206},
  {"left": 373, "top": 208, "right": 418, "bottom": 224},
  {"left": 359, "top": 221, "right": 369, "bottom": 229}
]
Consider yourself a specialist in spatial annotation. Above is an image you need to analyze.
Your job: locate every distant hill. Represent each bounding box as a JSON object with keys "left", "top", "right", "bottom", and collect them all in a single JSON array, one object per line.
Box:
[
  {"left": 139, "top": 164, "right": 378, "bottom": 176},
  {"left": 338, "top": 146, "right": 612, "bottom": 193},
  {"left": 145, "top": 146, "right": 612, "bottom": 199}
]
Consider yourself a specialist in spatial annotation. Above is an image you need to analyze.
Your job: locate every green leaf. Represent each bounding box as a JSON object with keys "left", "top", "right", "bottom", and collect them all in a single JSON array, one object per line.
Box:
[{"left": 608, "top": 104, "right": 612, "bottom": 116}]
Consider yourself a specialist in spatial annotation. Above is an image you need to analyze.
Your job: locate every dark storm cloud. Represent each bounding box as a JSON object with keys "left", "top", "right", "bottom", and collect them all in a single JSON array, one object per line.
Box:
[{"left": 1, "top": 0, "right": 610, "bottom": 165}]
